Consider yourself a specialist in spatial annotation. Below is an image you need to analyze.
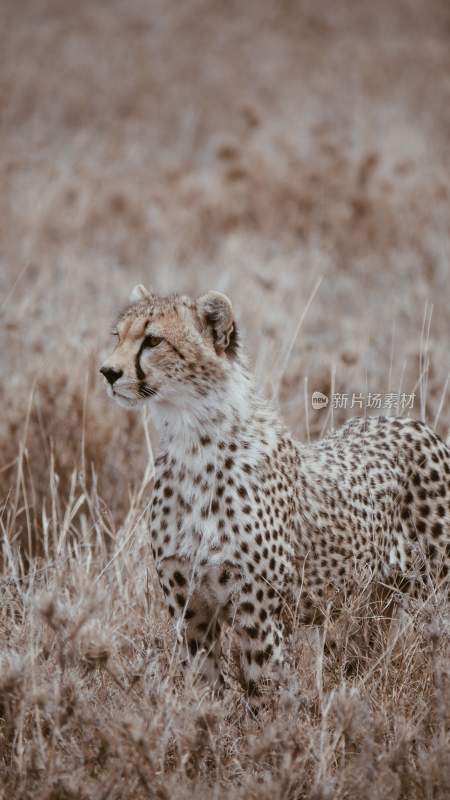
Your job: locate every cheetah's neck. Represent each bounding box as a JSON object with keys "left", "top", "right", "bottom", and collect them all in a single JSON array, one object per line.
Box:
[
  {"left": 154, "top": 366, "right": 284, "bottom": 478},
  {"left": 149, "top": 364, "right": 297, "bottom": 564}
]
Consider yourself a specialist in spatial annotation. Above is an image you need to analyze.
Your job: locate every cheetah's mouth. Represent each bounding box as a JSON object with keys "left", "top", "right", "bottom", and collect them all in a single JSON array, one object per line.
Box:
[
  {"left": 108, "top": 387, "right": 134, "bottom": 406},
  {"left": 109, "top": 385, "right": 157, "bottom": 407}
]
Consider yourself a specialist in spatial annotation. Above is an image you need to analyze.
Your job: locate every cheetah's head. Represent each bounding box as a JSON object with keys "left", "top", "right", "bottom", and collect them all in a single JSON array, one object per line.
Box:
[{"left": 100, "top": 285, "right": 242, "bottom": 418}]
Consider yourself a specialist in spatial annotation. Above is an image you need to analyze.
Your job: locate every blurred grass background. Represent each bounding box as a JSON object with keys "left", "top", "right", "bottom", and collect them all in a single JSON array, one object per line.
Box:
[
  {"left": 2, "top": 0, "right": 450, "bottom": 520},
  {"left": 1, "top": 0, "right": 450, "bottom": 518}
]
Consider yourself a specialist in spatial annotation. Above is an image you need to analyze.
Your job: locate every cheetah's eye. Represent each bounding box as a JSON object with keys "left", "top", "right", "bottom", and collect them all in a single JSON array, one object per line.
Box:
[{"left": 143, "top": 334, "right": 163, "bottom": 349}]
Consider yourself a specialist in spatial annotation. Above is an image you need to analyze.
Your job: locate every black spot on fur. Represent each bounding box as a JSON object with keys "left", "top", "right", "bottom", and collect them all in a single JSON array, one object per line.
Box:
[{"left": 173, "top": 571, "right": 186, "bottom": 586}]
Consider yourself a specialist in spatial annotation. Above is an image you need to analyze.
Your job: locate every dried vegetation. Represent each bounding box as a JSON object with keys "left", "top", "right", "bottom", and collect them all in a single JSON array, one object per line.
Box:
[{"left": 1, "top": 1, "right": 450, "bottom": 796}]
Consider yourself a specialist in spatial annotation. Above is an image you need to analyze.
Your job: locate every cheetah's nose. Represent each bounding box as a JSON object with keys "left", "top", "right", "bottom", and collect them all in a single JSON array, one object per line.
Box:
[{"left": 100, "top": 366, "right": 123, "bottom": 386}]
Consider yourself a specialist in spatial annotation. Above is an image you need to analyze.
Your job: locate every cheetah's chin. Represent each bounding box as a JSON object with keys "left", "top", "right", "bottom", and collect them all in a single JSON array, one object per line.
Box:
[{"left": 108, "top": 388, "right": 141, "bottom": 409}]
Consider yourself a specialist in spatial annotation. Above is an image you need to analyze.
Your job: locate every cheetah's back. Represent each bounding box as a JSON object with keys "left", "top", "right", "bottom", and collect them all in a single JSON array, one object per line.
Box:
[{"left": 294, "top": 416, "right": 450, "bottom": 607}]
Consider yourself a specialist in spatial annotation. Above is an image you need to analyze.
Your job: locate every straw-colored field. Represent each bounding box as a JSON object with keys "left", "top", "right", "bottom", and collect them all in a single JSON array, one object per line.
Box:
[{"left": 1, "top": 1, "right": 449, "bottom": 797}]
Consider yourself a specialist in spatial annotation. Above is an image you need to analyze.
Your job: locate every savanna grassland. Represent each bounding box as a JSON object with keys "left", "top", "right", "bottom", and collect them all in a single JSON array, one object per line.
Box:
[{"left": 1, "top": 1, "right": 450, "bottom": 797}]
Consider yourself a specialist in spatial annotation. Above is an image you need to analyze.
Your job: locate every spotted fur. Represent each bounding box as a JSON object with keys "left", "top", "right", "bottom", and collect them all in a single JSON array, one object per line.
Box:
[{"left": 101, "top": 286, "right": 450, "bottom": 701}]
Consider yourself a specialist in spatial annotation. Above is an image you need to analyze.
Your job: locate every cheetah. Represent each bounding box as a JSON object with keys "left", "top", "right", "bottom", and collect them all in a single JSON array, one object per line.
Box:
[{"left": 100, "top": 284, "right": 450, "bottom": 700}]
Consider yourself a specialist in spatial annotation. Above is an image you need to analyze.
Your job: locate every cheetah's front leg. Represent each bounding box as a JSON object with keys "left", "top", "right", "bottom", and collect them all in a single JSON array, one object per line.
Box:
[
  {"left": 233, "top": 597, "right": 285, "bottom": 705},
  {"left": 159, "top": 558, "right": 224, "bottom": 690},
  {"left": 179, "top": 602, "right": 223, "bottom": 688}
]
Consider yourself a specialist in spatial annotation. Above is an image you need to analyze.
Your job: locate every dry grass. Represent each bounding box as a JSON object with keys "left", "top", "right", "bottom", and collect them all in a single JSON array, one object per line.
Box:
[{"left": 1, "top": 0, "right": 450, "bottom": 796}]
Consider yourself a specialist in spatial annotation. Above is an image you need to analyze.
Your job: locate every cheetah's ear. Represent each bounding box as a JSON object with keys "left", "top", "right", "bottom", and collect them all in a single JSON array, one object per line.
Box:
[
  {"left": 196, "top": 291, "right": 238, "bottom": 357},
  {"left": 129, "top": 284, "right": 152, "bottom": 304}
]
